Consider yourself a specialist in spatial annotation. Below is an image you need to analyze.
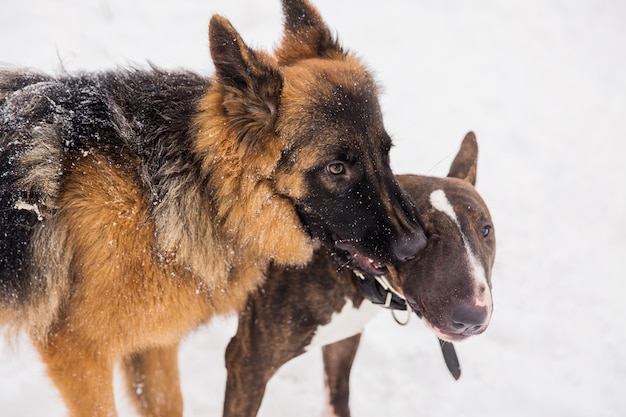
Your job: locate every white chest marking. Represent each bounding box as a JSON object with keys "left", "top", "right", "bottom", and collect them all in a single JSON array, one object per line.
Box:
[
  {"left": 306, "top": 298, "right": 380, "bottom": 351},
  {"left": 429, "top": 189, "right": 491, "bottom": 309}
]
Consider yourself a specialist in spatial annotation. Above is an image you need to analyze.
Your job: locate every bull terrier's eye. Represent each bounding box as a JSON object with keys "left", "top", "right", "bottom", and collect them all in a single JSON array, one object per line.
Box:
[
  {"left": 327, "top": 162, "right": 346, "bottom": 175},
  {"left": 482, "top": 225, "right": 492, "bottom": 238}
]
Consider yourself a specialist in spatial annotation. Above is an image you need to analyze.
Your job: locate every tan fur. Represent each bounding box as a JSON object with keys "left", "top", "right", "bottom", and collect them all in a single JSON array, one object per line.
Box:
[
  {"left": 31, "top": 153, "right": 217, "bottom": 416},
  {"left": 194, "top": 84, "right": 315, "bottom": 269},
  {"left": 123, "top": 345, "right": 183, "bottom": 416}
]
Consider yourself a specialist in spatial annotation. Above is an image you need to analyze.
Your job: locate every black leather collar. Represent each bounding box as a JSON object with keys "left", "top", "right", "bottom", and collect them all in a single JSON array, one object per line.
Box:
[{"left": 352, "top": 271, "right": 408, "bottom": 310}]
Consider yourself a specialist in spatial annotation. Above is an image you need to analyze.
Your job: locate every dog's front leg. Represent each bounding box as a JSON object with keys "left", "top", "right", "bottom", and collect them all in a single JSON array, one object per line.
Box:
[
  {"left": 223, "top": 334, "right": 274, "bottom": 417},
  {"left": 121, "top": 344, "right": 183, "bottom": 417},
  {"left": 321, "top": 333, "right": 362, "bottom": 417},
  {"left": 36, "top": 330, "right": 118, "bottom": 417}
]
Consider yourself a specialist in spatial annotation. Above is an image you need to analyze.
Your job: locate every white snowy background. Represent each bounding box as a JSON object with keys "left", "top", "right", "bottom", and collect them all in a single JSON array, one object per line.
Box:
[{"left": 1, "top": 0, "right": 625, "bottom": 416}]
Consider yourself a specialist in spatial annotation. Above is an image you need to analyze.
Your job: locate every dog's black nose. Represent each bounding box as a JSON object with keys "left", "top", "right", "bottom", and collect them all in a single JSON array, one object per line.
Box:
[
  {"left": 451, "top": 302, "right": 489, "bottom": 334},
  {"left": 392, "top": 229, "right": 427, "bottom": 261}
]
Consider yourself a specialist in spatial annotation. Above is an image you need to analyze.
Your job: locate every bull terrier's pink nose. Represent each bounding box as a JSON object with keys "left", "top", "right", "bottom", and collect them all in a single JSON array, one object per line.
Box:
[
  {"left": 451, "top": 302, "right": 489, "bottom": 334},
  {"left": 392, "top": 229, "right": 427, "bottom": 261}
]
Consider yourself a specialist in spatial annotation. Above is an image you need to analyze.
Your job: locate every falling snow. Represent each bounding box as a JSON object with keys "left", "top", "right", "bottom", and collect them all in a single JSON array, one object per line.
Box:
[{"left": 1, "top": 1, "right": 625, "bottom": 416}]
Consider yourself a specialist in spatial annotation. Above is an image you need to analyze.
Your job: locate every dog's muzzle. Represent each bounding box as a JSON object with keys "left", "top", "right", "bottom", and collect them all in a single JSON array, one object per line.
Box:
[{"left": 352, "top": 270, "right": 461, "bottom": 380}]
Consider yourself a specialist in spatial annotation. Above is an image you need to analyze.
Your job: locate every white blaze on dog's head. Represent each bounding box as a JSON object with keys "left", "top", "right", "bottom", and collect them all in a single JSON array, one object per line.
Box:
[{"left": 429, "top": 189, "right": 493, "bottom": 315}]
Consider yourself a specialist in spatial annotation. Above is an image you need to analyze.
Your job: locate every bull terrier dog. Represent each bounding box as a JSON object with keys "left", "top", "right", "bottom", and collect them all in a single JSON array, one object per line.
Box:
[{"left": 224, "top": 132, "right": 496, "bottom": 417}]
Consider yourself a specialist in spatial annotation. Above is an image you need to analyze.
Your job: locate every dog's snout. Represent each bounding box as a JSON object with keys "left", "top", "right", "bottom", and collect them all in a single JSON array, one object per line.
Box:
[
  {"left": 451, "top": 302, "right": 489, "bottom": 334},
  {"left": 392, "top": 228, "right": 428, "bottom": 261}
]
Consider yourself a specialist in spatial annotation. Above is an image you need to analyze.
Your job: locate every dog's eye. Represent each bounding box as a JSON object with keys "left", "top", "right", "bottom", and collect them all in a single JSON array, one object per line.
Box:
[
  {"left": 482, "top": 225, "right": 492, "bottom": 238},
  {"left": 327, "top": 162, "right": 345, "bottom": 175}
]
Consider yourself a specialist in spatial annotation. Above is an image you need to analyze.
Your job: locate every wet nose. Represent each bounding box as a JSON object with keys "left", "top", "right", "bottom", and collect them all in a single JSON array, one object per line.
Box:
[
  {"left": 451, "top": 302, "right": 489, "bottom": 334},
  {"left": 392, "top": 228, "right": 427, "bottom": 261}
]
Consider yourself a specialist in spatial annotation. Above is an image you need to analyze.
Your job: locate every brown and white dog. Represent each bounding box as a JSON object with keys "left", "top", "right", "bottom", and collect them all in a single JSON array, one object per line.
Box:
[{"left": 224, "top": 132, "right": 496, "bottom": 417}]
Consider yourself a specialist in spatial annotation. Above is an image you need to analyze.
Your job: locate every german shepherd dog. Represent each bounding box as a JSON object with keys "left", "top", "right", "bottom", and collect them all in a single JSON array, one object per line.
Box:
[
  {"left": 0, "top": 1, "right": 426, "bottom": 415},
  {"left": 224, "top": 133, "right": 496, "bottom": 417}
]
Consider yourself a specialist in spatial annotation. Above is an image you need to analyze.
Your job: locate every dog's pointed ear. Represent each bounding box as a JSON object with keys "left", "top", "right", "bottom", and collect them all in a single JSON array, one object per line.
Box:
[
  {"left": 447, "top": 132, "right": 478, "bottom": 185},
  {"left": 275, "top": 0, "right": 345, "bottom": 63},
  {"left": 209, "top": 15, "right": 283, "bottom": 161},
  {"left": 209, "top": 15, "right": 282, "bottom": 98}
]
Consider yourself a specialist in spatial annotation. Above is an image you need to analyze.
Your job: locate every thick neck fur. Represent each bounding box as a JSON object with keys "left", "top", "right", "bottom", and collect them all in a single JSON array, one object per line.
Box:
[{"left": 183, "top": 84, "right": 315, "bottom": 290}]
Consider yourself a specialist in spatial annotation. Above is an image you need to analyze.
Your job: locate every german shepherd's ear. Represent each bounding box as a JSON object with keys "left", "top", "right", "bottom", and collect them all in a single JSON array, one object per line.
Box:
[
  {"left": 275, "top": 0, "right": 345, "bottom": 63},
  {"left": 209, "top": 15, "right": 283, "bottom": 158},
  {"left": 448, "top": 131, "right": 478, "bottom": 185}
]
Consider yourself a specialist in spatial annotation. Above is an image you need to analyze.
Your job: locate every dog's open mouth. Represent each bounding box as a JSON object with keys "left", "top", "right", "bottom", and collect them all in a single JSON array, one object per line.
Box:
[{"left": 335, "top": 240, "right": 388, "bottom": 276}]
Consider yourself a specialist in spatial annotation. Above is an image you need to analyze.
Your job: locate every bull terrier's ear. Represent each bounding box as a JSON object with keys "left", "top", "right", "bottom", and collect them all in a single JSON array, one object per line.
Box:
[
  {"left": 209, "top": 16, "right": 283, "bottom": 157},
  {"left": 447, "top": 131, "right": 478, "bottom": 185},
  {"left": 275, "top": 0, "right": 345, "bottom": 64}
]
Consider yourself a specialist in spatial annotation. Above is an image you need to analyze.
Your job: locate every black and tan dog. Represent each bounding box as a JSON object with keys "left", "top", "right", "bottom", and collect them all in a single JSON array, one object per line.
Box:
[
  {"left": 0, "top": 1, "right": 426, "bottom": 416},
  {"left": 225, "top": 132, "right": 496, "bottom": 417}
]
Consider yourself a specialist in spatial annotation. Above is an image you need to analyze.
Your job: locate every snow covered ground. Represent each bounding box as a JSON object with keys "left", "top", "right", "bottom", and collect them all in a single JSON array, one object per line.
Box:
[{"left": 1, "top": 0, "right": 625, "bottom": 416}]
